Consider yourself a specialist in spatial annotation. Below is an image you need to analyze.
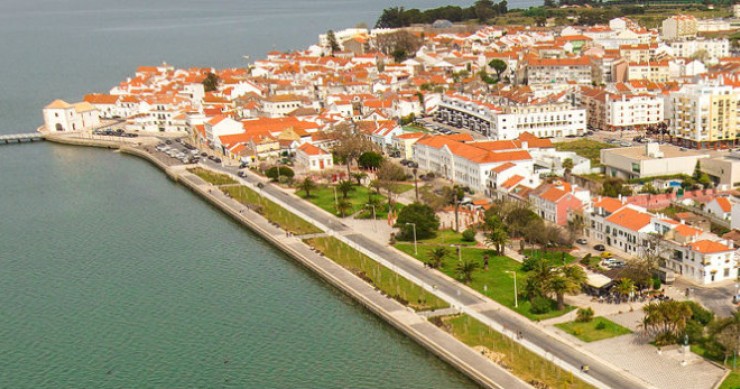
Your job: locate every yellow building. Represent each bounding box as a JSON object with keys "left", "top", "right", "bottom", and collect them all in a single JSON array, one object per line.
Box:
[
  {"left": 662, "top": 14, "right": 698, "bottom": 40},
  {"left": 669, "top": 83, "right": 739, "bottom": 149}
]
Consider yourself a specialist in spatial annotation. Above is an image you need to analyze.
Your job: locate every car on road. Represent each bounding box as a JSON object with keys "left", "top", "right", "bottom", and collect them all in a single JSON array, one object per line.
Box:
[
  {"left": 213, "top": 157, "right": 221, "bottom": 163},
  {"left": 400, "top": 159, "right": 410, "bottom": 166},
  {"left": 594, "top": 244, "right": 605, "bottom": 251},
  {"left": 600, "top": 251, "right": 613, "bottom": 259},
  {"left": 576, "top": 238, "right": 587, "bottom": 245}
]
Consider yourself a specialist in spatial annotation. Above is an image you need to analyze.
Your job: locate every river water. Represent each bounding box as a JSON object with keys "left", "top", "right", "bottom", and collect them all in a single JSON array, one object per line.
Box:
[{"left": 0, "top": 0, "right": 536, "bottom": 387}]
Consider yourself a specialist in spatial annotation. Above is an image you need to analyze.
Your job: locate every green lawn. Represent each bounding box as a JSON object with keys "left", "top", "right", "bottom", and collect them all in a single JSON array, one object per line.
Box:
[
  {"left": 355, "top": 202, "right": 404, "bottom": 220},
  {"left": 390, "top": 183, "right": 415, "bottom": 194},
  {"left": 395, "top": 243, "right": 573, "bottom": 321},
  {"left": 440, "top": 314, "right": 594, "bottom": 389},
  {"left": 394, "top": 229, "right": 478, "bottom": 247},
  {"left": 188, "top": 167, "right": 236, "bottom": 185},
  {"left": 220, "top": 185, "right": 321, "bottom": 235},
  {"left": 306, "top": 237, "right": 448, "bottom": 311},
  {"left": 720, "top": 371, "right": 740, "bottom": 389},
  {"left": 523, "top": 249, "right": 576, "bottom": 267},
  {"left": 555, "top": 317, "right": 632, "bottom": 343},
  {"left": 554, "top": 139, "right": 612, "bottom": 168},
  {"left": 304, "top": 185, "right": 385, "bottom": 217}
]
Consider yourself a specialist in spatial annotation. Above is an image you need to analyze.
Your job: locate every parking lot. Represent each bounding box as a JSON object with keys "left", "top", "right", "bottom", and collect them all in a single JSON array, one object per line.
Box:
[{"left": 153, "top": 138, "right": 206, "bottom": 165}]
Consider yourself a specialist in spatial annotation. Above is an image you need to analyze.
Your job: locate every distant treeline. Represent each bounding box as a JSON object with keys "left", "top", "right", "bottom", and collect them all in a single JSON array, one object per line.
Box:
[{"left": 375, "top": 0, "right": 508, "bottom": 28}]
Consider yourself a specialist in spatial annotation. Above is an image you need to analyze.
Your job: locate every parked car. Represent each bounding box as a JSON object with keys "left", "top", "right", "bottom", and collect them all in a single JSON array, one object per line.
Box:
[
  {"left": 213, "top": 157, "right": 221, "bottom": 163},
  {"left": 593, "top": 244, "right": 606, "bottom": 251},
  {"left": 576, "top": 238, "right": 587, "bottom": 245},
  {"left": 600, "top": 251, "right": 613, "bottom": 259}
]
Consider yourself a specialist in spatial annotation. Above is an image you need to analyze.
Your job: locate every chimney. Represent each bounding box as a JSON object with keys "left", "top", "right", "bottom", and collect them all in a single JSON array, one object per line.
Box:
[{"left": 521, "top": 141, "right": 528, "bottom": 150}]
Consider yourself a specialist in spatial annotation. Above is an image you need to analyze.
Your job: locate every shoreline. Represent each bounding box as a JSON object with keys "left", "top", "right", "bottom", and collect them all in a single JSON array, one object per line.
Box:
[{"left": 45, "top": 134, "right": 530, "bottom": 389}]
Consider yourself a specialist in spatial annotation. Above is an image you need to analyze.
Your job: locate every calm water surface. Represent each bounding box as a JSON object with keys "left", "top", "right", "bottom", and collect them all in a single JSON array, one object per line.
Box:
[{"left": 0, "top": 0, "right": 537, "bottom": 386}]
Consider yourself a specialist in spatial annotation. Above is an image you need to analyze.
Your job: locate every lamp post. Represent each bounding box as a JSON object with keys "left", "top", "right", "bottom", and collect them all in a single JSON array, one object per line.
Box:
[
  {"left": 507, "top": 270, "right": 518, "bottom": 308},
  {"left": 406, "top": 222, "right": 417, "bottom": 255}
]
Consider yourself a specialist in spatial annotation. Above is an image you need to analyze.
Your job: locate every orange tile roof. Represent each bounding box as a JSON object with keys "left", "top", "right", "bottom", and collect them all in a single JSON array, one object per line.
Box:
[
  {"left": 593, "top": 197, "right": 624, "bottom": 213},
  {"left": 538, "top": 187, "right": 568, "bottom": 203},
  {"left": 605, "top": 208, "right": 652, "bottom": 232},
  {"left": 502, "top": 175, "right": 524, "bottom": 189},
  {"left": 674, "top": 224, "right": 703, "bottom": 238},
  {"left": 297, "top": 143, "right": 329, "bottom": 156},
  {"left": 491, "top": 162, "right": 516, "bottom": 173},
  {"left": 714, "top": 197, "right": 732, "bottom": 213},
  {"left": 689, "top": 240, "right": 733, "bottom": 254}
]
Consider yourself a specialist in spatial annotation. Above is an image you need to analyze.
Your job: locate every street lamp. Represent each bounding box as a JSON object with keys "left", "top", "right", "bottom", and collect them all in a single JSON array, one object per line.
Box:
[
  {"left": 406, "top": 222, "right": 417, "bottom": 255},
  {"left": 507, "top": 270, "right": 518, "bottom": 308}
]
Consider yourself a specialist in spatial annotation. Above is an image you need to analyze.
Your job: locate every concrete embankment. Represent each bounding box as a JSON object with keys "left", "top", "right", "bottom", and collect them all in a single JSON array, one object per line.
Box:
[{"left": 45, "top": 135, "right": 529, "bottom": 389}]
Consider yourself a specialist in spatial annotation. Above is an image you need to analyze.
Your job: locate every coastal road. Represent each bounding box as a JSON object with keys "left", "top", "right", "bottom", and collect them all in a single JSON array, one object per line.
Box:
[{"left": 206, "top": 161, "right": 649, "bottom": 389}]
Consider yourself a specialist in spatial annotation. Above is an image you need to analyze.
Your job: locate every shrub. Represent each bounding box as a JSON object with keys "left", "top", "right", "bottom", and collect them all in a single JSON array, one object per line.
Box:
[
  {"left": 579, "top": 253, "right": 592, "bottom": 266},
  {"left": 530, "top": 296, "right": 552, "bottom": 314},
  {"left": 595, "top": 321, "right": 607, "bottom": 330},
  {"left": 521, "top": 256, "right": 545, "bottom": 272},
  {"left": 652, "top": 276, "right": 662, "bottom": 290},
  {"left": 684, "top": 320, "right": 704, "bottom": 343},
  {"left": 462, "top": 228, "right": 477, "bottom": 242},
  {"left": 576, "top": 307, "right": 594, "bottom": 323},
  {"left": 265, "top": 166, "right": 294, "bottom": 181},
  {"left": 685, "top": 301, "right": 713, "bottom": 326}
]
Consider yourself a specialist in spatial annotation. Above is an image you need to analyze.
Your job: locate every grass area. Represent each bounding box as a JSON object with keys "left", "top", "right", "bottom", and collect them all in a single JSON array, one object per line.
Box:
[
  {"left": 555, "top": 317, "right": 632, "bottom": 343},
  {"left": 523, "top": 249, "right": 576, "bottom": 267},
  {"left": 720, "top": 372, "right": 740, "bottom": 389},
  {"left": 305, "top": 185, "right": 385, "bottom": 217},
  {"left": 188, "top": 167, "right": 236, "bottom": 185},
  {"left": 439, "top": 314, "right": 594, "bottom": 389},
  {"left": 355, "top": 202, "right": 404, "bottom": 220},
  {"left": 220, "top": 185, "right": 321, "bottom": 235},
  {"left": 306, "top": 236, "right": 448, "bottom": 311},
  {"left": 395, "top": 243, "right": 573, "bottom": 321},
  {"left": 554, "top": 139, "right": 613, "bottom": 167},
  {"left": 413, "top": 229, "right": 479, "bottom": 247},
  {"left": 390, "top": 183, "right": 415, "bottom": 194}
]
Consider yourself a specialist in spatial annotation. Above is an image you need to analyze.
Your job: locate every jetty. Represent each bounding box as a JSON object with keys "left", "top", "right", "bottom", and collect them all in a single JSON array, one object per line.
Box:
[{"left": 0, "top": 133, "right": 45, "bottom": 144}]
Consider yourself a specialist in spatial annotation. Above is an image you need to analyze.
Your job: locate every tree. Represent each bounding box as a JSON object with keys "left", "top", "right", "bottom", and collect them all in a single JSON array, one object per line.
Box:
[
  {"left": 488, "top": 58, "right": 508, "bottom": 81},
  {"left": 426, "top": 247, "right": 448, "bottom": 269},
  {"left": 395, "top": 202, "right": 440, "bottom": 240},
  {"left": 614, "top": 278, "right": 636, "bottom": 299},
  {"left": 265, "top": 166, "right": 294, "bottom": 181},
  {"left": 444, "top": 185, "right": 466, "bottom": 232},
  {"left": 298, "top": 177, "right": 317, "bottom": 198},
  {"left": 712, "top": 311, "right": 740, "bottom": 364},
  {"left": 333, "top": 125, "right": 376, "bottom": 178},
  {"left": 202, "top": 72, "right": 220, "bottom": 92},
  {"left": 336, "top": 198, "right": 352, "bottom": 217},
  {"left": 485, "top": 215, "right": 509, "bottom": 255},
  {"left": 547, "top": 264, "right": 586, "bottom": 310},
  {"left": 473, "top": 0, "right": 496, "bottom": 22},
  {"left": 562, "top": 158, "right": 574, "bottom": 176},
  {"left": 326, "top": 29, "right": 340, "bottom": 55},
  {"left": 351, "top": 172, "right": 367, "bottom": 186},
  {"left": 601, "top": 177, "right": 632, "bottom": 197},
  {"left": 377, "top": 160, "right": 406, "bottom": 206},
  {"left": 337, "top": 180, "right": 354, "bottom": 199},
  {"left": 642, "top": 300, "right": 694, "bottom": 346},
  {"left": 375, "top": 7, "right": 410, "bottom": 28},
  {"left": 456, "top": 258, "right": 480, "bottom": 284},
  {"left": 358, "top": 151, "right": 384, "bottom": 169}
]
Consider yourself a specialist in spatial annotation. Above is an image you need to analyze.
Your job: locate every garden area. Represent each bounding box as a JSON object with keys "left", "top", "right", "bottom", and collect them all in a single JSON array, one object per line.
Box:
[
  {"left": 306, "top": 236, "right": 448, "bottom": 311},
  {"left": 436, "top": 314, "right": 594, "bottom": 389},
  {"left": 395, "top": 242, "right": 574, "bottom": 321},
  {"left": 220, "top": 185, "right": 321, "bottom": 235},
  {"left": 188, "top": 167, "right": 236, "bottom": 185},
  {"left": 555, "top": 315, "right": 631, "bottom": 343},
  {"left": 553, "top": 139, "right": 612, "bottom": 167},
  {"left": 522, "top": 249, "right": 576, "bottom": 267}
]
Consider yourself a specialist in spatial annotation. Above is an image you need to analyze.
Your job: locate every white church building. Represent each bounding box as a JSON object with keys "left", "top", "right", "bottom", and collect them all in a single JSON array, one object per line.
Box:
[{"left": 43, "top": 99, "right": 100, "bottom": 132}]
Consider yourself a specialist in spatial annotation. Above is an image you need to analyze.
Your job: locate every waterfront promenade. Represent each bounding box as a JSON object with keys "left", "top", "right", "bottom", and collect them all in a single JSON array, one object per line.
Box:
[{"left": 44, "top": 132, "right": 531, "bottom": 389}]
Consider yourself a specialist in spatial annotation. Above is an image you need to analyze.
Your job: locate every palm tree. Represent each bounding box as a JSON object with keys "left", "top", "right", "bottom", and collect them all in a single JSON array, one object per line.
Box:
[
  {"left": 337, "top": 180, "right": 354, "bottom": 199},
  {"left": 298, "top": 177, "right": 317, "bottom": 198},
  {"left": 426, "top": 247, "right": 448, "bottom": 269},
  {"left": 336, "top": 198, "right": 352, "bottom": 217},
  {"left": 546, "top": 265, "right": 586, "bottom": 311},
  {"left": 642, "top": 300, "right": 693, "bottom": 345},
  {"left": 485, "top": 215, "right": 509, "bottom": 255},
  {"left": 352, "top": 172, "right": 367, "bottom": 186},
  {"left": 455, "top": 258, "right": 479, "bottom": 284},
  {"left": 614, "top": 278, "right": 636, "bottom": 299},
  {"left": 449, "top": 185, "right": 465, "bottom": 232}
]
